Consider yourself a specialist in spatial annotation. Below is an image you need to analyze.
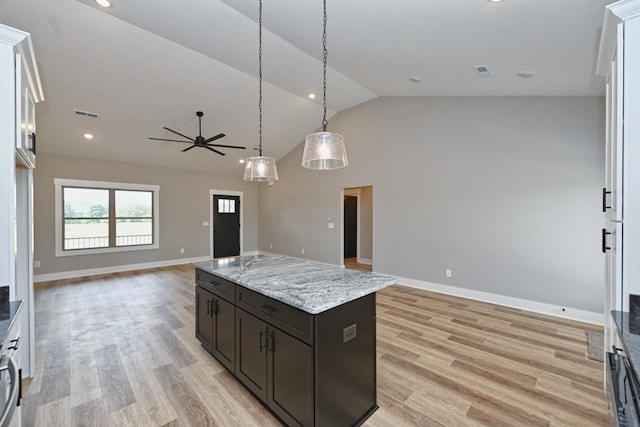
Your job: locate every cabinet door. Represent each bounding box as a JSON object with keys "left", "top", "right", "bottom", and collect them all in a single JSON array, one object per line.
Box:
[
  {"left": 211, "top": 296, "right": 235, "bottom": 373},
  {"left": 604, "top": 29, "right": 623, "bottom": 222},
  {"left": 267, "top": 328, "right": 314, "bottom": 427},
  {"left": 195, "top": 286, "right": 213, "bottom": 351},
  {"left": 604, "top": 222, "right": 623, "bottom": 350},
  {"left": 236, "top": 309, "right": 267, "bottom": 401}
]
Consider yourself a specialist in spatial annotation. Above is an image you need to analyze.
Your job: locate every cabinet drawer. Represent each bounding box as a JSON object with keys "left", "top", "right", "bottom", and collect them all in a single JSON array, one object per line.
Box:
[
  {"left": 196, "top": 269, "right": 235, "bottom": 303},
  {"left": 236, "top": 287, "right": 314, "bottom": 345}
]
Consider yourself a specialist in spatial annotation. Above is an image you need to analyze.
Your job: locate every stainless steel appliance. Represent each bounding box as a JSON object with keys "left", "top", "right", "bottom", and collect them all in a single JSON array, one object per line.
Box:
[
  {"left": 0, "top": 355, "right": 19, "bottom": 427},
  {"left": 607, "top": 347, "right": 640, "bottom": 427}
]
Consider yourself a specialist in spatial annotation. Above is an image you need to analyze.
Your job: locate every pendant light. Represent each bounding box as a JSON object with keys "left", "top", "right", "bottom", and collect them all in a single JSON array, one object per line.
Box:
[
  {"left": 244, "top": 0, "right": 279, "bottom": 182},
  {"left": 302, "top": 0, "right": 348, "bottom": 170}
]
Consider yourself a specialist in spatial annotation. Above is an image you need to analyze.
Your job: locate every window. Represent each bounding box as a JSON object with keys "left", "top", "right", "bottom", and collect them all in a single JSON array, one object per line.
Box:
[
  {"left": 55, "top": 179, "right": 159, "bottom": 256},
  {"left": 217, "top": 198, "right": 236, "bottom": 214}
]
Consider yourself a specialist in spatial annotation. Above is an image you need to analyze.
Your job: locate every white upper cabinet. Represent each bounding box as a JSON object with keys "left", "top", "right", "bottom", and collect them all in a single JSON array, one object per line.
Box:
[
  {"left": 598, "top": 0, "right": 640, "bottom": 306},
  {"left": 0, "top": 23, "right": 44, "bottom": 169}
]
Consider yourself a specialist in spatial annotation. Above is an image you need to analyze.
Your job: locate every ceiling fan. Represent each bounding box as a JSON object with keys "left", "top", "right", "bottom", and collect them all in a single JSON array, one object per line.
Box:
[{"left": 149, "top": 111, "right": 246, "bottom": 155}]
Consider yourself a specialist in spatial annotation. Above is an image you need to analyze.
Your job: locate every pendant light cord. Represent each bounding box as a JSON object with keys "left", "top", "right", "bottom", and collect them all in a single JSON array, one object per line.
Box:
[
  {"left": 258, "top": 0, "right": 264, "bottom": 156},
  {"left": 322, "top": 0, "right": 328, "bottom": 132}
]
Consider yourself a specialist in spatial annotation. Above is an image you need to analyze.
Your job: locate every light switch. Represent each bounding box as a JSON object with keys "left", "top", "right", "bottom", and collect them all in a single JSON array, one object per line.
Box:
[
  {"left": 203, "top": 221, "right": 209, "bottom": 227},
  {"left": 328, "top": 222, "right": 334, "bottom": 229}
]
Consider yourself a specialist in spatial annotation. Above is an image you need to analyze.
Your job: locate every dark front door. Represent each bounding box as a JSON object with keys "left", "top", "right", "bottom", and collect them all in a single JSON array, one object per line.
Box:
[
  {"left": 344, "top": 196, "right": 357, "bottom": 258},
  {"left": 214, "top": 195, "right": 240, "bottom": 258}
]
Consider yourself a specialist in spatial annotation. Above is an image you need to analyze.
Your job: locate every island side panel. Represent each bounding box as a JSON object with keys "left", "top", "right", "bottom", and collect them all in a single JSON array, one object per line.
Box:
[{"left": 315, "top": 293, "right": 377, "bottom": 426}]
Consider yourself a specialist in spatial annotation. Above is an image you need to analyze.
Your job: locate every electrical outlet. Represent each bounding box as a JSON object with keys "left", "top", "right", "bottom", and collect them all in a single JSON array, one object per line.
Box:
[
  {"left": 34, "top": 260, "right": 41, "bottom": 268},
  {"left": 202, "top": 221, "right": 209, "bottom": 227},
  {"left": 269, "top": 243, "right": 273, "bottom": 249},
  {"left": 445, "top": 269, "right": 452, "bottom": 278},
  {"left": 301, "top": 248, "right": 305, "bottom": 254},
  {"left": 180, "top": 248, "right": 185, "bottom": 254}
]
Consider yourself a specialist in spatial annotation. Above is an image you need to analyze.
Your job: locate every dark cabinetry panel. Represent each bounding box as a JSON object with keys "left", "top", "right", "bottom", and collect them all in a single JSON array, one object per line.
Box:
[
  {"left": 195, "top": 274, "right": 236, "bottom": 373},
  {"left": 237, "top": 286, "right": 314, "bottom": 345},
  {"left": 195, "top": 268, "right": 377, "bottom": 426},
  {"left": 268, "top": 326, "right": 313, "bottom": 427},
  {"left": 236, "top": 308, "right": 268, "bottom": 400},
  {"left": 195, "top": 285, "right": 214, "bottom": 350}
]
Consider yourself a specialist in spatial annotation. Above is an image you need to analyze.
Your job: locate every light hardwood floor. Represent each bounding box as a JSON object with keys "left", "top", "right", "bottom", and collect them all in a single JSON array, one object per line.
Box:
[
  {"left": 344, "top": 258, "right": 373, "bottom": 272},
  {"left": 24, "top": 265, "right": 607, "bottom": 426}
]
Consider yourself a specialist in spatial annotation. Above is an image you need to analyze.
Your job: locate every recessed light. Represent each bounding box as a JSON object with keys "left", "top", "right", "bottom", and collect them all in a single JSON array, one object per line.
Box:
[
  {"left": 409, "top": 76, "right": 422, "bottom": 83},
  {"left": 83, "top": 133, "right": 94, "bottom": 140},
  {"left": 517, "top": 71, "right": 535, "bottom": 78},
  {"left": 95, "top": 0, "right": 111, "bottom": 7},
  {"left": 487, "top": 0, "right": 505, "bottom": 3},
  {"left": 307, "top": 93, "right": 316, "bottom": 100}
]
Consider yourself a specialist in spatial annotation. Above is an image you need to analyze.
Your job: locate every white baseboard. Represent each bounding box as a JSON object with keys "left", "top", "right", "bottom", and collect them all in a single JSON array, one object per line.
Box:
[
  {"left": 397, "top": 276, "right": 604, "bottom": 326},
  {"left": 357, "top": 258, "right": 373, "bottom": 265},
  {"left": 34, "top": 256, "right": 211, "bottom": 283}
]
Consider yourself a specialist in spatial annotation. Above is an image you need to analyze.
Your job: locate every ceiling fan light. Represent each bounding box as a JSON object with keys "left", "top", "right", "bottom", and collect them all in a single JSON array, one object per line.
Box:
[
  {"left": 302, "top": 131, "right": 348, "bottom": 170},
  {"left": 243, "top": 156, "right": 279, "bottom": 181}
]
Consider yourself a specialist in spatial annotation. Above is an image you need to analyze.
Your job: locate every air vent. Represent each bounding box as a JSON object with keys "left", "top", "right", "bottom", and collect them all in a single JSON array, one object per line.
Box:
[
  {"left": 74, "top": 109, "right": 99, "bottom": 118},
  {"left": 473, "top": 65, "right": 493, "bottom": 78}
]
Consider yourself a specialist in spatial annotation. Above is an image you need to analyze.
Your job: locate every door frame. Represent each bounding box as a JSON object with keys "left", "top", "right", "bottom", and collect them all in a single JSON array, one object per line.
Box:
[
  {"left": 342, "top": 188, "right": 361, "bottom": 264},
  {"left": 209, "top": 189, "right": 244, "bottom": 259}
]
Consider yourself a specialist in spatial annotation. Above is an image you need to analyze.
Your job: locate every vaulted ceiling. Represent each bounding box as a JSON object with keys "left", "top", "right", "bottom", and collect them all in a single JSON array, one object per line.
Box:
[{"left": 0, "top": 0, "right": 611, "bottom": 176}]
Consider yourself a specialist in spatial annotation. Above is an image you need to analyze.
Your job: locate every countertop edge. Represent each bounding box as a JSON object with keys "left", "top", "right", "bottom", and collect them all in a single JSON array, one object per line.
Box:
[
  {"left": 194, "top": 256, "right": 397, "bottom": 314},
  {"left": 0, "top": 300, "right": 23, "bottom": 348}
]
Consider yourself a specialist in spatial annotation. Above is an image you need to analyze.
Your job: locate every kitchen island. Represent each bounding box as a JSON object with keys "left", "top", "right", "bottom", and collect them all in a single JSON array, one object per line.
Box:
[{"left": 194, "top": 254, "right": 396, "bottom": 427}]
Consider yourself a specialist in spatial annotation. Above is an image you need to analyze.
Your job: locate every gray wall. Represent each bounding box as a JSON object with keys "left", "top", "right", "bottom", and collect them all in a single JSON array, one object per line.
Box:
[
  {"left": 358, "top": 186, "right": 373, "bottom": 261},
  {"left": 258, "top": 96, "right": 605, "bottom": 313},
  {"left": 34, "top": 152, "right": 258, "bottom": 275}
]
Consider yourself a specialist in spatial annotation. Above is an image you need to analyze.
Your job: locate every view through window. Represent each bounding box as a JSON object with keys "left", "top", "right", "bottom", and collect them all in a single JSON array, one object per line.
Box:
[{"left": 55, "top": 179, "right": 159, "bottom": 256}]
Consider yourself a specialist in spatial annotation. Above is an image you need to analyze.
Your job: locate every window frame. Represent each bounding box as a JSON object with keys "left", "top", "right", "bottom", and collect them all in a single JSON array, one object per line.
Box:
[{"left": 54, "top": 178, "right": 160, "bottom": 257}]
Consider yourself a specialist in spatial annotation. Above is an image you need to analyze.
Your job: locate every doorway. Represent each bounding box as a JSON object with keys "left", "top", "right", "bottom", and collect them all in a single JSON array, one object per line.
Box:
[
  {"left": 210, "top": 190, "right": 243, "bottom": 258},
  {"left": 343, "top": 186, "right": 373, "bottom": 272},
  {"left": 344, "top": 196, "right": 357, "bottom": 258}
]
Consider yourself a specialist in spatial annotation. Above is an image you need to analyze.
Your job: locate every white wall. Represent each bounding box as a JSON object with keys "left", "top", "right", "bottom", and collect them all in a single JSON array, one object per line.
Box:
[{"left": 259, "top": 96, "right": 605, "bottom": 313}]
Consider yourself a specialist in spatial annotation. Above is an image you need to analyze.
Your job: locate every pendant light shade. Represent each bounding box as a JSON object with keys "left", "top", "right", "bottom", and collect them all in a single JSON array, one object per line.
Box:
[
  {"left": 302, "top": 131, "right": 348, "bottom": 170},
  {"left": 243, "top": 156, "right": 278, "bottom": 181},
  {"left": 244, "top": 0, "right": 279, "bottom": 182},
  {"left": 302, "top": 0, "right": 348, "bottom": 170}
]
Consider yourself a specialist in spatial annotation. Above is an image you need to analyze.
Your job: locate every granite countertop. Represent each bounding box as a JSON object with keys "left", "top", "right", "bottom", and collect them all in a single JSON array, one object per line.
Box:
[
  {"left": 0, "top": 301, "right": 23, "bottom": 348},
  {"left": 194, "top": 254, "right": 397, "bottom": 314}
]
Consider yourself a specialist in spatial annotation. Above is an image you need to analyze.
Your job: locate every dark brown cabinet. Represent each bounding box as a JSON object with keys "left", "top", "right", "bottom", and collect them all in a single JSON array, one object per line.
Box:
[
  {"left": 195, "top": 267, "right": 378, "bottom": 426},
  {"left": 195, "top": 270, "right": 236, "bottom": 373},
  {"left": 236, "top": 308, "right": 313, "bottom": 427}
]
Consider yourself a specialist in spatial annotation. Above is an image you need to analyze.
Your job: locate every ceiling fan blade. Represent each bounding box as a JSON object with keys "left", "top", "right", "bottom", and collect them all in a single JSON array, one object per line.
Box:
[
  {"left": 205, "top": 146, "right": 226, "bottom": 156},
  {"left": 163, "top": 127, "right": 196, "bottom": 142},
  {"left": 207, "top": 143, "right": 246, "bottom": 150},
  {"left": 182, "top": 145, "right": 198, "bottom": 152},
  {"left": 149, "top": 137, "right": 193, "bottom": 144},
  {"left": 205, "top": 133, "right": 226, "bottom": 143}
]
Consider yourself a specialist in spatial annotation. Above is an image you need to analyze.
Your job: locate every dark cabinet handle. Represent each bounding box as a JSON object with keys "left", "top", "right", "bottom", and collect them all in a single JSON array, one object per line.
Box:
[
  {"left": 29, "top": 133, "right": 36, "bottom": 155},
  {"left": 206, "top": 300, "right": 211, "bottom": 316},
  {"left": 266, "top": 331, "right": 274, "bottom": 353},
  {"left": 17, "top": 368, "right": 22, "bottom": 407},
  {"left": 259, "top": 305, "right": 276, "bottom": 316},
  {"left": 602, "top": 228, "right": 612, "bottom": 253},
  {"left": 602, "top": 187, "right": 612, "bottom": 212},
  {"left": 260, "top": 330, "right": 267, "bottom": 352},
  {"left": 8, "top": 337, "right": 20, "bottom": 351},
  {"left": 206, "top": 281, "right": 217, "bottom": 287}
]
